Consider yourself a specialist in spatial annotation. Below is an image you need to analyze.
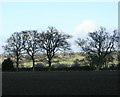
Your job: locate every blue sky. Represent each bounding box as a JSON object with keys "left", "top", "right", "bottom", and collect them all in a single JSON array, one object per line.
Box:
[{"left": 0, "top": 2, "right": 118, "bottom": 53}]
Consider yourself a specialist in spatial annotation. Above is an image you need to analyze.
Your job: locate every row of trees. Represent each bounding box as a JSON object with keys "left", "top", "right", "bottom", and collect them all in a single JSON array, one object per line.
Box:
[
  {"left": 3, "top": 26, "right": 71, "bottom": 71},
  {"left": 3, "top": 26, "right": 119, "bottom": 71}
]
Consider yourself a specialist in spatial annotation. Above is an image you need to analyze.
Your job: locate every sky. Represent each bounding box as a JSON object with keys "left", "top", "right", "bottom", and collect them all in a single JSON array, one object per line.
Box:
[{"left": 0, "top": 2, "right": 118, "bottom": 54}]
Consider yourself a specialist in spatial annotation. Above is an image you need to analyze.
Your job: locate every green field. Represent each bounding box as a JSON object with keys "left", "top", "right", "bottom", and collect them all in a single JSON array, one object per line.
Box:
[
  {"left": 18, "top": 54, "right": 86, "bottom": 68},
  {"left": 1, "top": 52, "right": 119, "bottom": 70}
]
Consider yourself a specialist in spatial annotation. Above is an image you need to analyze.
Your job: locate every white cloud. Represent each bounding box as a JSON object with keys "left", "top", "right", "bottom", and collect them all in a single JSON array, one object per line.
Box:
[
  {"left": 75, "top": 20, "right": 98, "bottom": 38},
  {"left": 68, "top": 20, "right": 98, "bottom": 52}
]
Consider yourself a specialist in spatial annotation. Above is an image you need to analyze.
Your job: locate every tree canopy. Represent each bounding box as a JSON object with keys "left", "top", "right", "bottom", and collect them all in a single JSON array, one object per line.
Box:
[
  {"left": 38, "top": 26, "right": 71, "bottom": 71},
  {"left": 76, "top": 27, "right": 118, "bottom": 70}
]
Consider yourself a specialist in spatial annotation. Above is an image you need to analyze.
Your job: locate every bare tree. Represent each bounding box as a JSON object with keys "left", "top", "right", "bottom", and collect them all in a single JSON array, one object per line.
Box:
[
  {"left": 3, "top": 32, "right": 23, "bottom": 70},
  {"left": 38, "top": 26, "right": 71, "bottom": 71},
  {"left": 22, "top": 30, "right": 39, "bottom": 70},
  {"left": 76, "top": 27, "right": 118, "bottom": 70}
]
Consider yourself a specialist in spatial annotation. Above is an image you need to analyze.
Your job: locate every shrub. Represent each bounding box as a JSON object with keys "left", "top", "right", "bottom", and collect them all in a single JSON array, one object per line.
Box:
[
  {"left": 70, "top": 65, "right": 95, "bottom": 71},
  {"left": 51, "top": 64, "right": 69, "bottom": 71},
  {"left": 35, "top": 63, "right": 45, "bottom": 68},
  {"left": 72, "top": 59, "right": 80, "bottom": 67},
  {"left": 57, "top": 64, "right": 67, "bottom": 68},
  {"left": 19, "top": 67, "right": 33, "bottom": 71},
  {"left": 2, "top": 58, "right": 15, "bottom": 71},
  {"left": 34, "top": 63, "right": 48, "bottom": 71}
]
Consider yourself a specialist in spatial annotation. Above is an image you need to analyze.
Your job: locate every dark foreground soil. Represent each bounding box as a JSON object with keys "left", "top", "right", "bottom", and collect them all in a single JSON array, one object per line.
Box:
[{"left": 2, "top": 71, "right": 120, "bottom": 95}]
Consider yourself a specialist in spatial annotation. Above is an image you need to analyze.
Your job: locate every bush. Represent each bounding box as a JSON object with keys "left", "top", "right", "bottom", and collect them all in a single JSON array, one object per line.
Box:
[
  {"left": 51, "top": 64, "right": 69, "bottom": 71},
  {"left": 70, "top": 65, "right": 95, "bottom": 71},
  {"left": 2, "top": 58, "right": 15, "bottom": 71},
  {"left": 56, "top": 64, "right": 67, "bottom": 68},
  {"left": 35, "top": 63, "right": 45, "bottom": 68},
  {"left": 34, "top": 63, "right": 48, "bottom": 71},
  {"left": 81, "top": 66, "right": 95, "bottom": 71},
  {"left": 117, "top": 63, "right": 120, "bottom": 70},
  {"left": 72, "top": 59, "right": 80, "bottom": 67},
  {"left": 19, "top": 67, "right": 33, "bottom": 71}
]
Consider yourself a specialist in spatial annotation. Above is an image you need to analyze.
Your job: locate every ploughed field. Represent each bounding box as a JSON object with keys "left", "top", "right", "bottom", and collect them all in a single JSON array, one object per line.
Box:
[{"left": 2, "top": 71, "right": 119, "bottom": 95}]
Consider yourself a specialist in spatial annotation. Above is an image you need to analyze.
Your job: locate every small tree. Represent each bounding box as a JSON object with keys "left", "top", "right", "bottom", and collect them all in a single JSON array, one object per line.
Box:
[
  {"left": 2, "top": 58, "right": 14, "bottom": 71},
  {"left": 38, "top": 26, "right": 71, "bottom": 71},
  {"left": 76, "top": 27, "right": 118, "bottom": 70}
]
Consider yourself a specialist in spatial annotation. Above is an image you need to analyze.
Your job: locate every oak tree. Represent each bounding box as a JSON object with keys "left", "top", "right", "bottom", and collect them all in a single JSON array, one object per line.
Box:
[
  {"left": 3, "top": 32, "right": 23, "bottom": 70},
  {"left": 76, "top": 27, "right": 118, "bottom": 70},
  {"left": 22, "top": 30, "right": 39, "bottom": 70},
  {"left": 38, "top": 26, "right": 71, "bottom": 71}
]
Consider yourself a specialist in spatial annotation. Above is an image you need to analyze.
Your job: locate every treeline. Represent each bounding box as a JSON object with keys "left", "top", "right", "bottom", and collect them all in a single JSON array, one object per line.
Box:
[{"left": 2, "top": 26, "right": 120, "bottom": 71}]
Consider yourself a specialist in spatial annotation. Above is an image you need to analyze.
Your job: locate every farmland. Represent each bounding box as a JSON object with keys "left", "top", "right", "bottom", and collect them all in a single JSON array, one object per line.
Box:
[
  {"left": 3, "top": 52, "right": 118, "bottom": 69},
  {"left": 1, "top": 52, "right": 119, "bottom": 72},
  {"left": 2, "top": 71, "right": 119, "bottom": 95},
  {"left": 19, "top": 53, "right": 86, "bottom": 68}
]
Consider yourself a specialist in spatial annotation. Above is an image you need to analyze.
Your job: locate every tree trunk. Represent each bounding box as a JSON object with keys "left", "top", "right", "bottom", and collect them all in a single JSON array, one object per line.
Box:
[
  {"left": 16, "top": 57, "right": 19, "bottom": 71},
  {"left": 95, "top": 57, "right": 104, "bottom": 71},
  {"left": 96, "top": 62, "right": 101, "bottom": 71},
  {"left": 48, "top": 58, "right": 51, "bottom": 71},
  {"left": 32, "top": 57, "right": 35, "bottom": 71},
  {"left": 118, "top": 52, "right": 120, "bottom": 69},
  {"left": 96, "top": 65, "right": 100, "bottom": 71}
]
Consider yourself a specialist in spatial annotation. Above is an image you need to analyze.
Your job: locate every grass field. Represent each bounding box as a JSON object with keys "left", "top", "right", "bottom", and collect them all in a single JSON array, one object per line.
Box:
[
  {"left": 15, "top": 54, "right": 86, "bottom": 68},
  {"left": 11, "top": 53, "right": 118, "bottom": 69},
  {"left": 2, "top": 71, "right": 119, "bottom": 95},
  {"left": 0, "top": 52, "right": 119, "bottom": 69}
]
